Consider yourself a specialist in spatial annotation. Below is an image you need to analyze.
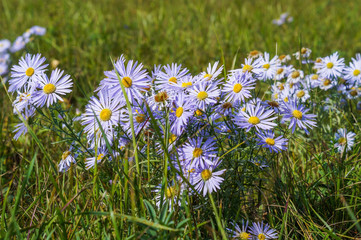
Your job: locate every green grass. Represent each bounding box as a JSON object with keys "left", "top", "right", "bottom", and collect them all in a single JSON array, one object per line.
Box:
[{"left": 1, "top": 0, "right": 361, "bottom": 239}]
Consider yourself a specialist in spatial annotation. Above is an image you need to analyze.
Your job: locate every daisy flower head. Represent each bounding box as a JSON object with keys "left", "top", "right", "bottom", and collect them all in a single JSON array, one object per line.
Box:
[
  {"left": 10, "top": 36, "right": 28, "bottom": 53},
  {"left": 9, "top": 53, "right": 48, "bottom": 92},
  {"left": 278, "top": 54, "right": 291, "bottom": 63},
  {"left": 147, "top": 89, "right": 175, "bottom": 111},
  {"left": 32, "top": 69, "right": 73, "bottom": 108},
  {"left": 227, "top": 221, "right": 251, "bottom": 239},
  {"left": 334, "top": 128, "right": 356, "bottom": 153},
  {"left": 189, "top": 81, "right": 220, "bottom": 110},
  {"left": 170, "top": 74, "right": 201, "bottom": 93},
  {"left": 222, "top": 71, "right": 256, "bottom": 104},
  {"left": 249, "top": 222, "right": 278, "bottom": 240},
  {"left": 99, "top": 55, "right": 150, "bottom": 105},
  {"left": 343, "top": 58, "right": 361, "bottom": 85},
  {"left": 281, "top": 99, "right": 317, "bottom": 134},
  {"left": 293, "top": 47, "right": 312, "bottom": 60},
  {"left": 318, "top": 77, "right": 336, "bottom": 91},
  {"left": 247, "top": 50, "right": 263, "bottom": 59},
  {"left": 58, "top": 148, "right": 76, "bottom": 173},
  {"left": 200, "top": 61, "right": 224, "bottom": 84},
  {"left": 154, "top": 182, "right": 183, "bottom": 209},
  {"left": 170, "top": 93, "right": 195, "bottom": 136},
  {"left": 13, "top": 87, "right": 34, "bottom": 114},
  {"left": 0, "top": 63, "right": 8, "bottom": 76},
  {"left": 85, "top": 148, "right": 108, "bottom": 169},
  {"left": 155, "top": 63, "right": 189, "bottom": 91},
  {"left": 316, "top": 52, "right": 345, "bottom": 79},
  {"left": 0, "top": 39, "right": 11, "bottom": 53},
  {"left": 293, "top": 86, "right": 310, "bottom": 102},
  {"left": 30, "top": 26, "right": 47, "bottom": 36},
  {"left": 81, "top": 89, "right": 124, "bottom": 136},
  {"left": 193, "top": 159, "right": 226, "bottom": 196},
  {"left": 306, "top": 74, "right": 321, "bottom": 88},
  {"left": 237, "top": 57, "right": 262, "bottom": 75},
  {"left": 274, "top": 65, "right": 292, "bottom": 81},
  {"left": 287, "top": 68, "right": 304, "bottom": 84},
  {"left": 234, "top": 102, "right": 277, "bottom": 132},
  {"left": 256, "top": 130, "right": 288, "bottom": 153},
  {"left": 346, "top": 86, "right": 361, "bottom": 99},
  {"left": 180, "top": 136, "right": 217, "bottom": 169},
  {"left": 255, "top": 52, "right": 281, "bottom": 81},
  {"left": 0, "top": 53, "right": 10, "bottom": 65}
]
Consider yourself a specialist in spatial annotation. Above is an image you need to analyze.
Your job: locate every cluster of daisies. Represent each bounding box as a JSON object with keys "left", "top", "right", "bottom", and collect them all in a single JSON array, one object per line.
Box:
[
  {"left": 227, "top": 221, "right": 277, "bottom": 240},
  {"left": 272, "top": 12, "right": 293, "bottom": 26},
  {"left": 0, "top": 26, "right": 46, "bottom": 81},
  {"left": 7, "top": 48, "right": 361, "bottom": 238}
]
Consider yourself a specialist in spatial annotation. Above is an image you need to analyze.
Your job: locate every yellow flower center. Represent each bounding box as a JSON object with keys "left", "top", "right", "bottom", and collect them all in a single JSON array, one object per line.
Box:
[
  {"left": 166, "top": 186, "right": 176, "bottom": 199},
  {"left": 169, "top": 134, "right": 177, "bottom": 144},
  {"left": 301, "top": 48, "right": 307, "bottom": 54},
  {"left": 323, "top": 79, "right": 331, "bottom": 86},
  {"left": 248, "top": 116, "right": 260, "bottom": 125},
  {"left": 193, "top": 148, "right": 203, "bottom": 158},
  {"left": 291, "top": 71, "right": 300, "bottom": 78},
  {"left": 273, "top": 93, "right": 279, "bottom": 99},
  {"left": 97, "top": 153, "right": 104, "bottom": 161},
  {"left": 197, "top": 91, "right": 208, "bottom": 100},
  {"left": 263, "top": 63, "right": 270, "bottom": 69},
  {"left": 154, "top": 91, "right": 169, "bottom": 103},
  {"left": 121, "top": 76, "right": 132, "bottom": 88},
  {"left": 43, "top": 83, "right": 56, "bottom": 94},
  {"left": 292, "top": 110, "right": 303, "bottom": 119},
  {"left": 284, "top": 97, "right": 289, "bottom": 102},
  {"left": 350, "top": 90, "right": 358, "bottom": 96},
  {"left": 276, "top": 68, "right": 284, "bottom": 74},
  {"left": 278, "top": 83, "right": 284, "bottom": 90},
  {"left": 62, "top": 151, "right": 71, "bottom": 160},
  {"left": 181, "top": 82, "right": 192, "bottom": 88},
  {"left": 338, "top": 137, "right": 346, "bottom": 145},
  {"left": 169, "top": 77, "right": 177, "bottom": 84},
  {"left": 243, "top": 64, "right": 253, "bottom": 72},
  {"left": 25, "top": 67, "right": 34, "bottom": 76},
  {"left": 201, "top": 169, "right": 212, "bottom": 181},
  {"left": 241, "top": 107, "right": 246, "bottom": 111},
  {"left": 289, "top": 83, "right": 294, "bottom": 89},
  {"left": 249, "top": 50, "right": 260, "bottom": 56},
  {"left": 311, "top": 74, "right": 319, "bottom": 80},
  {"left": 135, "top": 114, "right": 146, "bottom": 123},
  {"left": 353, "top": 69, "right": 361, "bottom": 76},
  {"left": 176, "top": 107, "right": 184, "bottom": 118},
  {"left": 258, "top": 233, "right": 266, "bottom": 240},
  {"left": 195, "top": 109, "right": 203, "bottom": 116},
  {"left": 316, "top": 58, "right": 322, "bottom": 63},
  {"left": 296, "top": 90, "right": 305, "bottom": 98},
  {"left": 100, "top": 108, "right": 112, "bottom": 121},
  {"left": 233, "top": 83, "right": 243, "bottom": 93},
  {"left": 279, "top": 55, "right": 286, "bottom": 60},
  {"left": 326, "top": 62, "right": 334, "bottom": 69},
  {"left": 268, "top": 101, "right": 279, "bottom": 107},
  {"left": 239, "top": 232, "right": 250, "bottom": 239},
  {"left": 204, "top": 73, "right": 212, "bottom": 79},
  {"left": 265, "top": 138, "right": 275, "bottom": 145}
]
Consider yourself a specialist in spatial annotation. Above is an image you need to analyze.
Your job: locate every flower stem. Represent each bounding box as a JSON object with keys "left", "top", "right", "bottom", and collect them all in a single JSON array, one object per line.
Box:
[{"left": 208, "top": 192, "right": 227, "bottom": 240}]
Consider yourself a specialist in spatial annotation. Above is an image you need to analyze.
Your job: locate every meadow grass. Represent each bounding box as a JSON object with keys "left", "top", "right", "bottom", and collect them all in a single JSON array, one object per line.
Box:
[{"left": 1, "top": 0, "right": 361, "bottom": 239}]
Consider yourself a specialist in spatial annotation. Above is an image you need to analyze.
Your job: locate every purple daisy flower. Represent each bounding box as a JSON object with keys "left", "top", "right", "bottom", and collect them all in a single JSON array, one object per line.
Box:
[
  {"left": 256, "top": 130, "right": 288, "bottom": 153},
  {"left": 193, "top": 159, "right": 225, "bottom": 196},
  {"left": 281, "top": 99, "right": 317, "bottom": 134},
  {"left": 234, "top": 102, "right": 277, "bottom": 132}
]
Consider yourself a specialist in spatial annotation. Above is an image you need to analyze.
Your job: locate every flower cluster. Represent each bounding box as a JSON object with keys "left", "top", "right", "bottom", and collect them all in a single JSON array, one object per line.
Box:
[
  {"left": 227, "top": 221, "right": 278, "bottom": 240},
  {"left": 0, "top": 26, "right": 46, "bottom": 81}
]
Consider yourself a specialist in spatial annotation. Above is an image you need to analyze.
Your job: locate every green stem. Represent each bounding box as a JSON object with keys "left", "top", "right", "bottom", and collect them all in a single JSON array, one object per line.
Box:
[{"left": 208, "top": 192, "right": 227, "bottom": 240}]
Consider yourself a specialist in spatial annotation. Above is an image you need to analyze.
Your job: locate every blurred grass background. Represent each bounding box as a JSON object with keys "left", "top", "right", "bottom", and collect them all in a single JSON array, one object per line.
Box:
[{"left": 1, "top": 0, "right": 361, "bottom": 104}]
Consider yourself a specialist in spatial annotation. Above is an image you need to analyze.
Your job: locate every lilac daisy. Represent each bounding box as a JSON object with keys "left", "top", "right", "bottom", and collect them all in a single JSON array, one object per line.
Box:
[
  {"left": 222, "top": 71, "right": 256, "bottom": 104},
  {"left": 281, "top": 99, "right": 317, "bottom": 134},
  {"left": 334, "top": 128, "right": 356, "bottom": 153},
  {"left": 193, "top": 159, "right": 225, "bottom": 196},
  {"left": 256, "top": 130, "right": 288, "bottom": 153},
  {"left": 32, "top": 69, "right": 73, "bottom": 107},
  {"left": 316, "top": 52, "right": 345, "bottom": 79},
  {"left": 170, "top": 93, "right": 195, "bottom": 136},
  {"left": 234, "top": 102, "right": 277, "bottom": 132},
  {"left": 189, "top": 81, "right": 220, "bottom": 110},
  {"left": 249, "top": 222, "right": 278, "bottom": 239},
  {"left": 9, "top": 53, "right": 48, "bottom": 92}
]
